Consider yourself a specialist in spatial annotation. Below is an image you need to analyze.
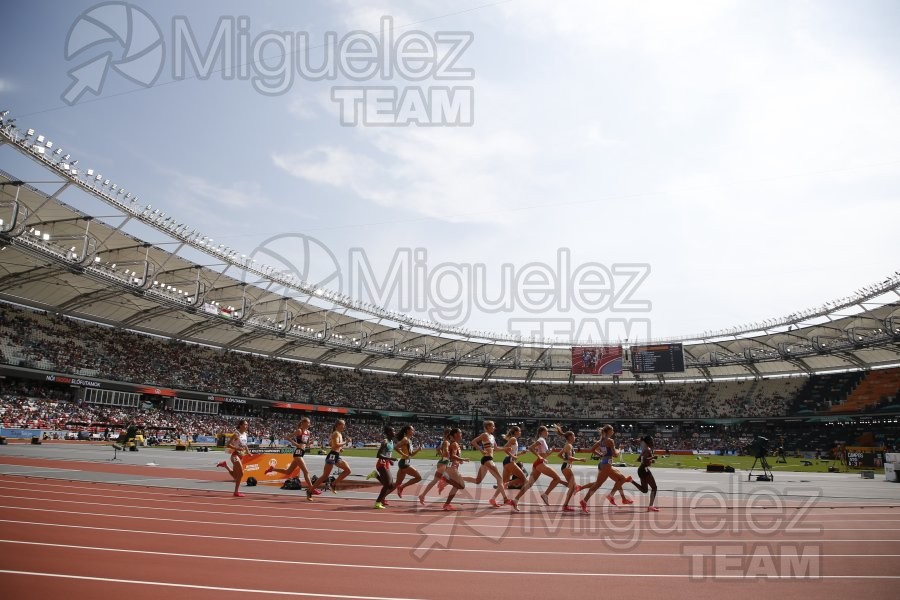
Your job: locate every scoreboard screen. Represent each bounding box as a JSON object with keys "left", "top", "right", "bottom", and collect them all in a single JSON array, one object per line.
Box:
[
  {"left": 571, "top": 346, "right": 623, "bottom": 375},
  {"left": 630, "top": 343, "right": 685, "bottom": 373}
]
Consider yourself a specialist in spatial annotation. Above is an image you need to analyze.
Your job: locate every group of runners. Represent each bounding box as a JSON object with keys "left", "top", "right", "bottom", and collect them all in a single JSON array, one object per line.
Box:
[{"left": 217, "top": 418, "right": 659, "bottom": 512}]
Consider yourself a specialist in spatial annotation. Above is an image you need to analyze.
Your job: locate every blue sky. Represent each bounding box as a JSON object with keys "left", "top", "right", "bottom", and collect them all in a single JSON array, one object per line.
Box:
[{"left": 2, "top": 0, "right": 899, "bottom": 342}]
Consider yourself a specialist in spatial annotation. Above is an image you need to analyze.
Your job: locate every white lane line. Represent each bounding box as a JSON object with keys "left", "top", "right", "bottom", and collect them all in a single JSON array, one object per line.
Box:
[
  {"left": 3, "top": 477, "right": 896, "bottom": 515},
  {"left": 0, "top": 468, "right": 81, "bottom": 473},
  {"left": 2, "top": 519, "right": 899, "bottom": 557},
  {"left": 1, "top": 507, "right": 899, "bottom": 544},
  {"left": 2, "top": 540, "right": 899, "bottom": 579},
  {"left": 2, "top": 480, "right": 898, "bottom": 521},
  {"left": 0, "top": 570, "right": 425, "bottom": 599},
  {"left": 7, "top": 494, "right": 897, "bottom": 533}
]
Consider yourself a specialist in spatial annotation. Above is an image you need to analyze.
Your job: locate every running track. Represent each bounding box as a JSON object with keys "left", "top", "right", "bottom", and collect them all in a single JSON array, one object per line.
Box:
[{"left": 0, "top": 462, "right": 898, "bottom": 599}]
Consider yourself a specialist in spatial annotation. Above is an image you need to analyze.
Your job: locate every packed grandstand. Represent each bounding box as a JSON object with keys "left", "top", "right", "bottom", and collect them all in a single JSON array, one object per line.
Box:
[{"left": 0, "top": 113, "right": 898, "bottom": 458}]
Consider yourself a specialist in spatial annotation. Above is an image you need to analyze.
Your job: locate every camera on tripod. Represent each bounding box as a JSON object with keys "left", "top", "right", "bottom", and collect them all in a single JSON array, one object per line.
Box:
[
  {"left": 749, "top": 436, "right": 769, "bottom": 459},
  {"left": 748, "top": 436, "right": 773, "bottom": 481}
]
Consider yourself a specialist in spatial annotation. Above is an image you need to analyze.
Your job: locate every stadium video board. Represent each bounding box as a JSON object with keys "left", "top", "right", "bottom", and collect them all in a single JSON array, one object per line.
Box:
[
  {"left": 570, "top": 346, "right": 623, "bottom": 375},
  {"left": 631, "top": 343, "right": 686, "bottom": 373}
]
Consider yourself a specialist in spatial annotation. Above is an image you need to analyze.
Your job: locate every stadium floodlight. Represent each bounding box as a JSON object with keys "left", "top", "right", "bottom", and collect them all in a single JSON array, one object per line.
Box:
[
  {"left": 45, "top": 140, "right": 53, "bottom": 149},
  {"left": 33, "top": 229, "right": 41, "bottom": 237},
  {"left": 36, "top": 135, "right": 44, "bottom": 143},
  {"left": 94, "top": 256, "right": 101, "bottom": 262},
  {"left": 86, "top": 169, "right": 94, "bottom": 177},
  {"left": 26, "top": 129, "right": 34, "bottom": 137},
  {"left": 42, "top": 233, "right": 49, "bottom": 241},
  {"left": 103, "top": 179, "right": 110, "bottom": 186}
]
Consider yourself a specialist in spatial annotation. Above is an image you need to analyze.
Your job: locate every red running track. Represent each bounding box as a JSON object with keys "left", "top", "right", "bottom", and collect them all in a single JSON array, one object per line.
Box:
[{"left": 0, "top": 469, "right": 898, "bottom": 599}]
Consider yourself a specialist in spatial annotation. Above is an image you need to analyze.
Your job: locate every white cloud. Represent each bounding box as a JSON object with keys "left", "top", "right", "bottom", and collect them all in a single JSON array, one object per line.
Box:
[{"left": 166, "top": 172, "right": 265, "bottom": 209}]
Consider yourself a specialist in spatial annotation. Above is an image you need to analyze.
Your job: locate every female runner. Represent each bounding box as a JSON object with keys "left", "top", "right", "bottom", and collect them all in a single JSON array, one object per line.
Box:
[
  {"left": 578, "top": 424, "right": 633, "bottom": 513},
  {"left": 265, "top": 417, "right": 321, "bottom": 495},
  {"left": 492, "top": 426, "right": 527, "bottom": 508},
  {"left": 373, "top": 426, "right": 396, "bottom": 509},
  {"left": 441, "top": 427, "right": 467, "bottom": 510},
  {"left": 464, "top": 420, "right": 509, "bottom": 506},
  {"left": 394, "top": 425, "right": 423, "bottom": 498},
  {"left": 511, "top": 425, "right": 565, "bottom": 510},
  {"left": 630, "top": 434, "right": 659, "bottom": 511},
  {"left": 554, "top": 426, "right": 586, "bottom": 511},
  {"left": 306, "top": 419, "right": 353, "bottom": 499},
  {"left": 418, "top": 428, "right": 453, "bottom": 505},
  {"left": 216, "top": 419, "right": 250, "bottom": 497}
]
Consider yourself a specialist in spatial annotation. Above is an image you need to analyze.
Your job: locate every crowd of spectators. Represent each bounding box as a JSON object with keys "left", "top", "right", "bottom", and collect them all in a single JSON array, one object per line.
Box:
[
  {"left": 3, "top": 379, "right": 896, "bottom": 453},
  {"left": 1, "top": 303, "right": 897, "bottom": 425}
]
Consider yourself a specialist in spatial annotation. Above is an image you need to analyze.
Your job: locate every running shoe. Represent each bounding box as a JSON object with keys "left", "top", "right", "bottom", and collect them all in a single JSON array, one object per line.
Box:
[
  {"left": 443, "top": 503, "right": 457, "bottom": 511},
  {"left": 312, "top": 488, "right": 323, "bottom": 495},
  {"left": 418, "top": 495, "right": 426, "bottom": 506},
  {"left": 489, "top": 498, "right": 501, "bottom": 508},
  {"left": 624, "top": 476, "right": 633, "bottom": 483},
  {"left": 540, "top": 492, "right": 550, "bottom": 506},
  {"left": 510, "top": 500, "right": 521, "bottom": 512},
  {"left": 233, "top": 492, "right": 245, "bottom": 497},
  {"left": 562, "top": 505, "right": 575, "bottom": 512},
  {"left": 396, "top": 485, "right": 404, "bottom": 498},
  {"left": 373, "top": 502, "right": 386, "bottom": 510},
  {"left": 579, "top": 499, "right": 590, "bottom": 514},
  {"left": 265, "top": 466, "right": 275, "bottom": 475},
  {"left": 622, "top": 497, "right": 635, "bottom": 505},
  {"left": 382, "top": 500, "right": 391, "bottom": 507},
  {"left": 647, "top": 506, "right": 660, "bottom": 512},
  {"left": 437, "top": 478, "right": 448, "bottom": 493},
  {"left": 575, "top": 485, "right": 584, "bottom": 493},
  {"left": 366, "top": 470, "right": 378, "bottom": 480},
  {"left": 216, "top": 461, "right": 227, "bottom": 468},
  {"left": 606, "top": 494, "right": 618, "bottom": 506}
]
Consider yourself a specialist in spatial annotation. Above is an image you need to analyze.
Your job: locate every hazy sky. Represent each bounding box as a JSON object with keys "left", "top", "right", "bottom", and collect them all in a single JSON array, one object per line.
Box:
[{"left": 2, "top": 0, "right": 898, "bottom": 343}]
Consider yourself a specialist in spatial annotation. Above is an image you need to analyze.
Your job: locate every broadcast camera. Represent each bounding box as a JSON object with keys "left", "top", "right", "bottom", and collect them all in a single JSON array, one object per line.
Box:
[{"left": 749, "top": 436, "right": 769, "bottom": 459}]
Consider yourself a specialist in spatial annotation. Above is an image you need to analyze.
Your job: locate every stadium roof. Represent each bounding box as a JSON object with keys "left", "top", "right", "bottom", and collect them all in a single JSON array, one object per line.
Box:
[{"left": 2, "top": 117, "right": 899, "bottom": 383}]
